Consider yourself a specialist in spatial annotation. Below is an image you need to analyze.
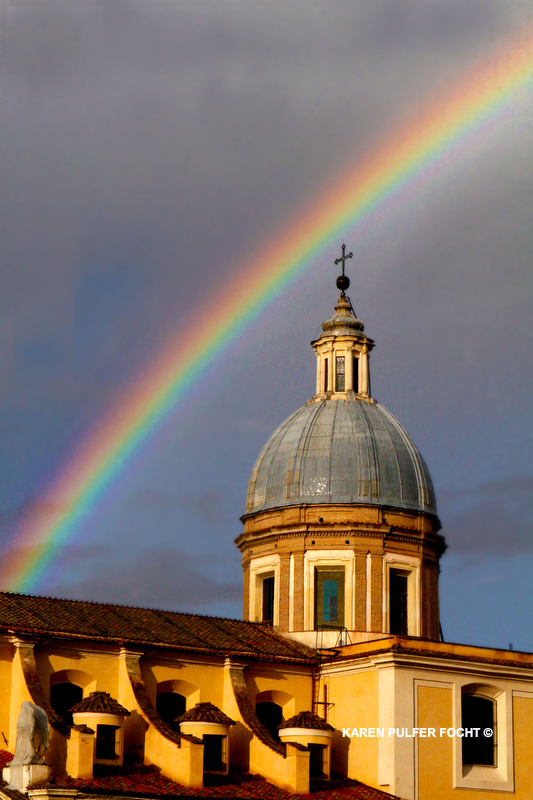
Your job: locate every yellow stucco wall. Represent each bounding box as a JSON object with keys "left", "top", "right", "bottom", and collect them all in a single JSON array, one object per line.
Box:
[
  {"left": 417, "top": 685, "right": 533, "bottom": 800},
  {"left": 417, "top": 685, "right": 453, "bottom": 798},
  {"left": 35, "top": 647, "right": 116, "bottom": 700},
  {"left": 325, "top": 669, "right": 379, "bottom": 787},
  {"left": 0, "top": 644, "right": 13, "bottom": 748},
  {"left": 513, "top": 695, "right": 533, "bottom": 797},
  {"left": 1, "top": 632, "right": 315, "bottom": 791}
]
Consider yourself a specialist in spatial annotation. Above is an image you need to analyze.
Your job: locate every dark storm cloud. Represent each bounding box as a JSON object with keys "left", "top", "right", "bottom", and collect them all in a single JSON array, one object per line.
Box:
[
  {"left": 179, "top": 490, "right": 229, "bottom": 525},
  {"left": 441, "top": 477, "right": 533, "bottom": 559},
  {"left": 1, "top": 0, "right": 531, "bottom": 647},
  {"left": 45, "top": 546, "right": 242, "bottom": 611}
]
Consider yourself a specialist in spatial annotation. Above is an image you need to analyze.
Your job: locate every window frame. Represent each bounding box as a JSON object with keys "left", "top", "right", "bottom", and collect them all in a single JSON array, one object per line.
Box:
[
  {"left": 96, "top": 724, "right": 119, "bottom": 760},
  {"left": 453, "top": 683, "right": 513, "bottom": 792},
  {"left": 249, "top": 555, "right": 280, "bottom": 626},
  {"left": 335, "top": 355, "right": 345, "bottom": 392},
  {"left": 383, "top": 556, "right": 420, "bottom": 637},
  {"left": 303, "top": 551, "right": 354, "bottom": 633},
  {"left": 314, "top": 566, "right": 345, "bottom": 630}
]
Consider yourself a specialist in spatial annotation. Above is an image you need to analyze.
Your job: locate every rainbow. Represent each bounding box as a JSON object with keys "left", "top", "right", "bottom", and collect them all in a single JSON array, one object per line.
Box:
[{"left": 4, "top": 30, "right": 532, "bottom": 592}]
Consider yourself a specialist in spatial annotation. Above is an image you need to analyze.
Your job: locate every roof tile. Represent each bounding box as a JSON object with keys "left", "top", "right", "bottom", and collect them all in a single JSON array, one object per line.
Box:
[
  {"left": 27, "top": 763, "right": 400, "bottom": 799},
  {"left": 279, "top": 712, "right": 333, "bottom": 731},
  {"left": 70, "top": 692, "right": 130, "bottom": 716},
  {"left": 0, "top": 593, "right": 314, "bottom": 664},
  {"left": 177, "top": 703, "right": 236, "bottom": 727}
]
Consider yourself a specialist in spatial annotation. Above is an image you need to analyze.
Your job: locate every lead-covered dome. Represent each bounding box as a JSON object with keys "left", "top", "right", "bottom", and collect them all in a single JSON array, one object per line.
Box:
[{"left": 245, "top": 398, "right": 436, "bottom": 516}]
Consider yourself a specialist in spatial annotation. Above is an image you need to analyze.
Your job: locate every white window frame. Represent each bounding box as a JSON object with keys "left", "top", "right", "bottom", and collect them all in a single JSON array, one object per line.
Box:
[
  {"left": 249, "top": 555, "right": 280, "bottom": 626},
  {"left": 383, "top": 554, "right": 420, "bottom": 636},
  {"left": 303, "top": 551, "right": 354, "bottom": 631},
  {"left": 453, "top": 682, "right": 513, "bottom": 792}
]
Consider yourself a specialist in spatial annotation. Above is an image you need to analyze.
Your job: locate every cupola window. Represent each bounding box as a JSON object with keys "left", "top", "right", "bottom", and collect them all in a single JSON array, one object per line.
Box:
[
  {"left": 203, "top": 735, "right": 225, "bottom": 772},
  {"left": 324, "top": 358, "right": 328, "bottom": 392},
  {"left": 335, "top": 356, "right": 345, "bottom": 391},
  {"left": 309, "top": 744, "right": 328, "bottom": 779},
  {"left": 262, "top": 575, "right": 275, "bottom": 624},
  {"left": 314, "top": 567, "right": 345, "bottom": 629},
  {"left": 353, "top": 356, "right": 359, "bottom": 392},
  {"left": 389, "top": 569, "right": 408, "bottom": 635},
  {"left": 96, "top": 724, "right": 119, "bottom": 760}
]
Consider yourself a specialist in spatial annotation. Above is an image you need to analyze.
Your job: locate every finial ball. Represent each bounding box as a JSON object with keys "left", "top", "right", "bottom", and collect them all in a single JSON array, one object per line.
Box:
[{"left": 336, "top": 274, "right": 350, "bottom": 292}]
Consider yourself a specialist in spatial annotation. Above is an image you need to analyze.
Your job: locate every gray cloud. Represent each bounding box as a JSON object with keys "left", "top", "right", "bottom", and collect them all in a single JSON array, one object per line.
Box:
[
  {"left": 179, "top": 490, "right": 229, "bottom": 525},
  {"left": 46, "top": 547, "right": 242, "bottom": 612},
  {"left": 1, "top": 0, "right": 531, "bottom": 645},
  {"left": 440, "top": 477, "right": 533, "bottom": 560}
]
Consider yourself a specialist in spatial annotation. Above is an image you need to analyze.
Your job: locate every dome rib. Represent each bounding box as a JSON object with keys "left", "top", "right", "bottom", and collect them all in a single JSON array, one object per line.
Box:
[
  {"left": 292, "top": 401, "right": 326, "bottom": 503},
  {"left": 379, "top": 404, "right": 434, "bottom": 511},
  {"left": 244, "top": 399, "right": 437, "bottom": 516},
  {"left": 374, "top": 403, "right": 404, "bottom": 505},
  {"left": 356, "top": 399, "right": 381, "bottom": 503}
]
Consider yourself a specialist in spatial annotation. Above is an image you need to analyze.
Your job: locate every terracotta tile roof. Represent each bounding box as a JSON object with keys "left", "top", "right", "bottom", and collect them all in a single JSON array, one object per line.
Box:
[
  {"left": 0, "top": 751, "right": 13, "bottom": 770},
  {"left": 26, "top": 763, "right": 400, "bottom": 799},
  {"left": 279, "top": 712, "right": 333, "bottom": 731},
  {"left": 0, "top": 592, "right": 314, "bottom": 664},
  {"left": 176, "top": 702, "right": 236, "bottom": 727},
  {"left": 70, "top": 692, "right": 130, "bottom": 716}
]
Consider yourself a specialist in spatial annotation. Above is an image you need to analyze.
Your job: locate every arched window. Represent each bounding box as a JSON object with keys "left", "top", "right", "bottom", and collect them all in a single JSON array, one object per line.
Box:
[
  {"left": 156, "top": 692, "right": 186, "bottom": 732},
  {"left": 462, "top": 693, "right": 495, "bottom": 766},
  {"left": 50, "top": 682, "right": 83, "bottom": 725},
  {"left": 256, "top": 701, "right": 283, "bottom": 741}
]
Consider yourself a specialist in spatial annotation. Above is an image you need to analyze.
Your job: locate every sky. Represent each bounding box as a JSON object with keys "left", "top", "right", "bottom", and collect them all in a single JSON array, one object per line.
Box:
[{"left": 1, "top": 0, "right": 532, "bottom": 651}]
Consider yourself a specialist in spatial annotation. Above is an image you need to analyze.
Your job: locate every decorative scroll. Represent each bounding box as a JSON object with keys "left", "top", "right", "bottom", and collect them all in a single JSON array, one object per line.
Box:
[
  {"left": 123, "top": 652, "right": 202, "bottom": 747},
  {"left": 229, "top": 666, "right": 286, "bottom": 756},
  {"left": 16, "top": 640, "right": 69, "bottom": 738}
]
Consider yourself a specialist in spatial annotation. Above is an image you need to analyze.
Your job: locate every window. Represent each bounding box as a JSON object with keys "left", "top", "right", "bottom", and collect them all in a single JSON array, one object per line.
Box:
[
  {"left": 203, "top": 734, "right": 225, "bottom": 772},
  {"left": 315, "top": 568, "right": 345, "bottom": 629},
  {"left": 256, "top": 701, "right": 283, "bottom": 741},
  {"left": 462, "top": 694, "right": 495, "bottom": 766},
  {"left": 324, "top": 358, "right": 328, "bottom": 392},
  {"left": 262, "top": 575, "right": 275, "bottom": 624},
  {"left": 50, "top": 682, "right": 83, "bottom": 726},
  {"left": 309, "top": 744, "right": 327, "bottom": 779},
  {"left": 96, "top": 725, "right": 119, "bottom": 760},
  {"left": 156, "top": 692, "right": 186, "bottom": 732},
  {"left": 389, "top": 569, "right": 408, "bottom": 635},
  {"left": 353, "top": 357, "right": 359, "bottom": 393},
  {"left": 335, "top": 356, "right": 345, "bottom": 391}
]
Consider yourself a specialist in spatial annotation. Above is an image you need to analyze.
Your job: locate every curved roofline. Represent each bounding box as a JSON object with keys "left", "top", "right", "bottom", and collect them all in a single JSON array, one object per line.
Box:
[{"left": 243, "top": 397, "right": 438, "bottom": 518}]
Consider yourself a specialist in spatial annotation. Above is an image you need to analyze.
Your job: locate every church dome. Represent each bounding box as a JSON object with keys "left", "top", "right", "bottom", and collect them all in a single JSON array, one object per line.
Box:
[{"left": 245, "top": 398, "right": 436, "bottom": 516}]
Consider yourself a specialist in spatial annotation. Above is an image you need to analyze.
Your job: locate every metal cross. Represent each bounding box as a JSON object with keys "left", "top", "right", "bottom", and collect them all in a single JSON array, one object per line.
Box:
[
  {"left": 334, "top": 243, "right": 353, "bottom": 292},
  {"left": 334, "top": 243, "right": 353, "bottom": 278}
]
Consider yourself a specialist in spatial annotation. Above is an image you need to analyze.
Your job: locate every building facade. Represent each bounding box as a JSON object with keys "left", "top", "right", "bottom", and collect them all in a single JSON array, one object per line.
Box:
[{"left": 1, "top": 272, "right": 533, "bottom": 800}]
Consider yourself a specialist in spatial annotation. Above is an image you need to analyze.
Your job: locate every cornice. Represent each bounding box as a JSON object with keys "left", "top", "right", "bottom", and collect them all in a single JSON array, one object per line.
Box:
[{"left": 238, "top": 527, "right": 442, "bottom": 553}]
